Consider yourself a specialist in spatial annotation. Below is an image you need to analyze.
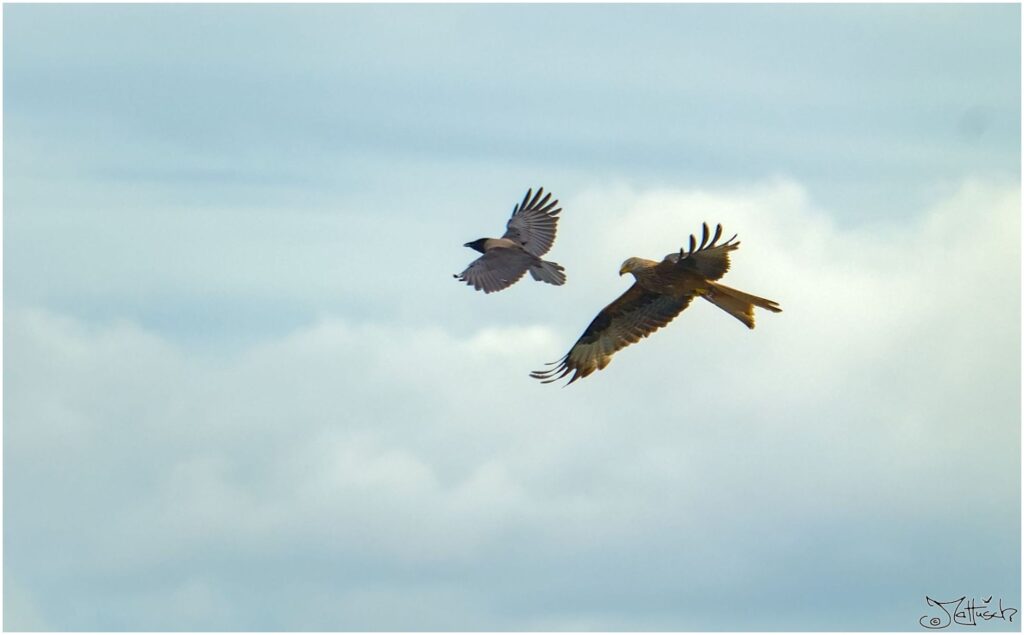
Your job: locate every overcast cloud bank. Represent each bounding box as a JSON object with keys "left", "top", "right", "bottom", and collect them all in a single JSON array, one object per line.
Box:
[{"left": 5, "top": 178, "right": 1019, "bottom": 630}]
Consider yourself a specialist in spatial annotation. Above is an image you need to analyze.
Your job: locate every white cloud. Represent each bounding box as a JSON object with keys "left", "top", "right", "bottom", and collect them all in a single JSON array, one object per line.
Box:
[{"left": 4, "top": 178, "right": 1018, "bottom": 630}]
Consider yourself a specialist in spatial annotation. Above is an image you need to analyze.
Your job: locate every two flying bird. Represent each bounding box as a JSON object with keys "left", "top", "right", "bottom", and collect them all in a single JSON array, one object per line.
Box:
[{"left": 455, "top": 187, "right": 781, "bottom": 385}]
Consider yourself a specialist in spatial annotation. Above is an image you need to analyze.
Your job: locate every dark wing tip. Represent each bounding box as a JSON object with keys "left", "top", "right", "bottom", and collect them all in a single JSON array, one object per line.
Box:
[
  {"left": 680, "top": 223, "right": 739, "bottom": 256},
  {"left": 513, "top": 186, "right": 564, "bottom": 216},
  {"left": 513, "top": 188, "right": 533, "bottom": 215},
  {"left": 527, "top": 187, "right": 544, "bottom": 209},
  {"left": 530, "top": 354, "right": 574, "bottom": 383}
]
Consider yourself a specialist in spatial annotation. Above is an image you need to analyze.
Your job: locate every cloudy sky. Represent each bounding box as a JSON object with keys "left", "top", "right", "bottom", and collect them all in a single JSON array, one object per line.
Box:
[{"left": 4, "top": 3, "right": 1020, "bottom": 631}]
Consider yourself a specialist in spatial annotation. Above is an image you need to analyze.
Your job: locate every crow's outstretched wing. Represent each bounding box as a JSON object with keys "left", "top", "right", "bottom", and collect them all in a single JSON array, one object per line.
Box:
[
  {"left": 502, "top": 187, "right": 562, "bottom": 257},
  {"left": 454, "top": 248, "right": 533, "bottom": 294}
]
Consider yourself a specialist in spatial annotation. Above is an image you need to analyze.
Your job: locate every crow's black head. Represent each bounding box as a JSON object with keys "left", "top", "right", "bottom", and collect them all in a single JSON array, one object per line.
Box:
[{"left": 464, "top": 238, "right": 488, "bottom": 253}]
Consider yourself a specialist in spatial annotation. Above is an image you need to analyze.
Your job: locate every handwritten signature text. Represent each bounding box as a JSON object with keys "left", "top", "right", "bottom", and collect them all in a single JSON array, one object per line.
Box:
[{"left": 920, "top": 596, "right": 1017, "bottom": 629}]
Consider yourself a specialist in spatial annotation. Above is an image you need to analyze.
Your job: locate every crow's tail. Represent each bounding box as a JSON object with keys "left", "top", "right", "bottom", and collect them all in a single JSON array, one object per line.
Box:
[{"left": 529, "top": 258, "right": 566, "bottom": 286}]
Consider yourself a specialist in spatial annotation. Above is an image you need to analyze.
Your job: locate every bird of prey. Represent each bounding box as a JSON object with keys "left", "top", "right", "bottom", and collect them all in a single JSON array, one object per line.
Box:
[
  {"left": 531, "top": 223, "right": 781, "bottom": 385},
  {"left": 454, "top": 187, "right": 566, "bottom": 293}
]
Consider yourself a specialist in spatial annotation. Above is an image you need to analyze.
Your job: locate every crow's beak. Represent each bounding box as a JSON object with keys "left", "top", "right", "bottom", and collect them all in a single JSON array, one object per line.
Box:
[{"left": 463, "top": 242, "right": 472, "bottom": 248}]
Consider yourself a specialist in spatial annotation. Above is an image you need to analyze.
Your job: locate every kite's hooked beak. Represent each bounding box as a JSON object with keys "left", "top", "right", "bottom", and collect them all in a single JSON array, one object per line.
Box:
[{"left": 618, "top": 265, "right": 628, "bottom": 276}]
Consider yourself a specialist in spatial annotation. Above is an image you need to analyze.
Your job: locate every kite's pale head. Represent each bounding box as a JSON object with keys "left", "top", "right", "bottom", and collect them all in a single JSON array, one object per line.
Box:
[{"left": 619, "top": 257, "right": 647, "bottom": 276}]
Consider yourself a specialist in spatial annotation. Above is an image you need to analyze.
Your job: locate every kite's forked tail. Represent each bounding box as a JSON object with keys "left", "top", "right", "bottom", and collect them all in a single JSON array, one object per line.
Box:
[
  {"left": 703, "top": 281, "right": 782, "bottom": 329},
  {"left": 529, "top": 258, "right": 566, "bottom": 286}
]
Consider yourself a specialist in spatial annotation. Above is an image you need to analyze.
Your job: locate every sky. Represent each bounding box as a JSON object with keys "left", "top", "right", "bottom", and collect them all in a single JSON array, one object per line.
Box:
[{"left": 3, "top": 3, "right": 1021, "bottom": 631}]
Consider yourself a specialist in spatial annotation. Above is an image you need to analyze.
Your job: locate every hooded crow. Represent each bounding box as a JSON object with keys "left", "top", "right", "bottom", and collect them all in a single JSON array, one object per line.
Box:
[{"left": 454, "top": 187, "right": 566, "bottom": 293}]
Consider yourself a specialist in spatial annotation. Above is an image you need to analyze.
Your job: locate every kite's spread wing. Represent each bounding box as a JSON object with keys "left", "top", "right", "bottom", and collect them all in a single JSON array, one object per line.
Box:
[
  {"left": 530, "top": 282, "right": 694, "bottom": 385},
  {"left": 659, "top": 222, "right": 739, "bottom": 281}
]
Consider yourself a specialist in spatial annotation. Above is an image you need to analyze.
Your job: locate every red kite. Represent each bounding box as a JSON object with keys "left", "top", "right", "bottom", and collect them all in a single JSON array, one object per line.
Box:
[{"left": 532, "top": 223, "right": 780, "bottom": 385}]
